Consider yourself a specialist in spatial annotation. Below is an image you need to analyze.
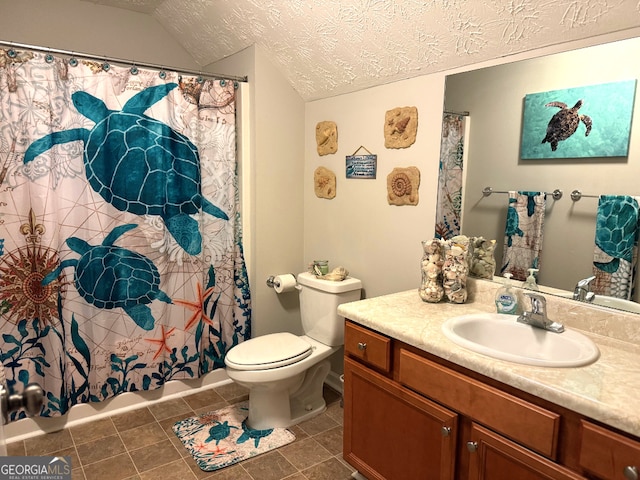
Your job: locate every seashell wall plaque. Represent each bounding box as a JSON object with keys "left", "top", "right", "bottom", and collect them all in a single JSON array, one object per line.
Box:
[
  {"left": 387, "top": 166, "right": 420, "bottom": 206},
  {"left": 384, "top": 106, "right": 418, "bottom": 149},
  {"left": 315, "top": 120, "right": 338, "bottom": 156},
  {"left": 314, "top": 166, "right": 336, "bottom": 199}
]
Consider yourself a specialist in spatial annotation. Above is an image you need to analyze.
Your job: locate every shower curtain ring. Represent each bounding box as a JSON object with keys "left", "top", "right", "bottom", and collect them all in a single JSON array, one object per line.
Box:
[
  {"left": 130, "top": 63, "right": 139, "bottom": 75},
  {"left": 45, "top": 49, "right": 55, "bottom": 64},
  {"left": 158, "top": 67, "right": 167, "bottom": 80},
  {"left": 102, "top": 58, "right": 110, "bottom": 71},
  {"left": 68, "top": 52, "right": 78, "bottom": 67},
  {"left": 196, "top": 72, "right": 204, "bottom": 84}
]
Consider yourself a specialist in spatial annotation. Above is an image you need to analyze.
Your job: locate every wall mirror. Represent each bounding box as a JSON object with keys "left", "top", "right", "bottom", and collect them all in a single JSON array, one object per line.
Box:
[{"left": 441, "top": 35, "right": 640, "bottom": 314}]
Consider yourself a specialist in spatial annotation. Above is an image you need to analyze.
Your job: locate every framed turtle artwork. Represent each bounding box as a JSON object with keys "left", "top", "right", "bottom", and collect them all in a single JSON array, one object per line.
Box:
[{"left": 520, "top": 79, "right": 637, "bottom": 159}]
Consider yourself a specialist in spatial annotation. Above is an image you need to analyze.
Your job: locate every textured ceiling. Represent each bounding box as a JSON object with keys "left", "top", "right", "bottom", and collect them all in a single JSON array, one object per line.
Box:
[{"left": 83, "top": 0, "right": 640, "bottom": 100}]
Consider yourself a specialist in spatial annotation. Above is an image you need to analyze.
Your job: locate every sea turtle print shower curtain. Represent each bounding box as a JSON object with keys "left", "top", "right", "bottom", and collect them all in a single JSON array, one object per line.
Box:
[{"left": 0, "top": 49, "right": 251, "bottom": 419}]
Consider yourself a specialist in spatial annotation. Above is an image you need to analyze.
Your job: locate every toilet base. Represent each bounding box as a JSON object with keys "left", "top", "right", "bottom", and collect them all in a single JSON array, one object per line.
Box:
[{"left": 245, "top": 360, "right": 331, "bottom": 430}]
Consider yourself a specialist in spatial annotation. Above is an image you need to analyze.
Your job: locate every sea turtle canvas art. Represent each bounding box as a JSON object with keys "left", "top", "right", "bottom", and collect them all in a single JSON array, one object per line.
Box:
[
  {"left": 23, "top": 83, "right": 228, "bottom": 255},
  {"left": 42, "top": 224, "right": 171, "bottom": 330},
  {"left": 541, "top": 100, "right": 592, "bottom": 152},
  {"left": 520, "top": 80, "right": 636, "bottom": 159}
]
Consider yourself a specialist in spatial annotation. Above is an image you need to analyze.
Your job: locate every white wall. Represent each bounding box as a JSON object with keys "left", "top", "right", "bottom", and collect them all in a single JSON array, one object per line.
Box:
[
  {"left": 304, "top": 76, "right": 446, "bottom": 299},
  {"left": 210, "top": 46, "right": 306, "bottom": 337},
  {"left": 446, "top": 36, "right": 640, "bottom": 293},
  {"left": 0, "top": 0, "right": 198, "bottom": 70}
]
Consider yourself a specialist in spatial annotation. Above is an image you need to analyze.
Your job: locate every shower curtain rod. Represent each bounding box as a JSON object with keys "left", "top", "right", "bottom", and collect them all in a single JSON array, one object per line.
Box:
[
  {"left": 444, "top": 110, "right": 470, "bottom": 116},
  {"left": 0, "top": 40, "right": 248, "bottom": 83}
]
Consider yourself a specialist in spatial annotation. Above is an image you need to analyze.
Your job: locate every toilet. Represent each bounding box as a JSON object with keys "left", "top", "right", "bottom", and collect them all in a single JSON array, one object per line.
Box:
[{"left": 224, "top": 271, "right": 362, "bottom": 429}]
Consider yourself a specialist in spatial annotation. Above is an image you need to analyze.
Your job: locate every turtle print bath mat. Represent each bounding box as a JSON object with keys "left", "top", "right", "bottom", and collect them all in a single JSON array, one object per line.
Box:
[{"left": 173, "top": 401, "right": 296, "bottom": 471}]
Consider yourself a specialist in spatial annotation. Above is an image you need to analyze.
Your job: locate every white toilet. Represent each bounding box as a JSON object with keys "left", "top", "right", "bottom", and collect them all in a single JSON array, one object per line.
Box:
[{"left": 224, "top": 271, "right": 362, "bottom": 429}]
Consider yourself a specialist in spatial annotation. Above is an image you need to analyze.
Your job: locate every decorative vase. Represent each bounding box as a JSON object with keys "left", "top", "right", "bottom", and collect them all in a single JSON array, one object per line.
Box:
[
  {"left": 469, "top": 237, "right": 497, "bottom": 279},
  {"left": 442, "top": 236, "right": 469, "bottom": 304},
  {"left": 419, "top": 239, "right": 445, "bottom": 303}
]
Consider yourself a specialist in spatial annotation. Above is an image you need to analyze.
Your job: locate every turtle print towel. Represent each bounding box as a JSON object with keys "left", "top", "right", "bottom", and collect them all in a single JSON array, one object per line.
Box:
[
  {"left": 500, "top": 191, "right": 546, "bottom": 281},
  {"left": 592, "top": 195, "right": 640, "bottom": 300},
  {"left": 173, "top": 401, "right": 296, "bottom": 471}
]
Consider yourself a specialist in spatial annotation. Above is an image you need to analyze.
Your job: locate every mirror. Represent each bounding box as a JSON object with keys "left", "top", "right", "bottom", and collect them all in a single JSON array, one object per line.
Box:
[{"left": 442, "top": 35, "right": 640, "bottom": 314}]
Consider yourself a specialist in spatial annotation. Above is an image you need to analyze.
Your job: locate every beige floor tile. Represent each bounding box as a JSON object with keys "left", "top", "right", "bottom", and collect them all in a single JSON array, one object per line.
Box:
[
  {"left": 111, "top": 407, "right": 155, "bottom": 432},
  {"left": 278, "top": 437, "right": 332, "bottom": 470},
  {"left": 139, "top": 458, "right": 198, "bottom": 480},
  {"left": 297, "top": 412, "right": 339, "bottom": 436},
  {"left": 82, "top": 452, "right": 137, "bottom": 480},
  {"left": 75, "top": 433, "right": 126, "bottom": 466},
  {"left": 148, "top": 397, "right": 193, "bottom": 421},
  {"left": 241, "top": 451, "right": 297, "bottom": 480},
  {"left": 119, "top": 421, "right": 169, "bottom": 450},
  {"left": 70, "top": 417, "right": 117, "bottom": 445},
  {"left": 301, "top": 456, "right": 355, "bottom": 480},
  {"left": 129, "top": 438, "right": 182, "bottom": 472},
  {"left": 213, "top": 382, "right": 249, "bottom": 402},
  {"left": 6, "top": 440, "right": 26, "bottom": 456},
  {"left": 313, "top": 426, "right": 344, "bottom": 455},
  {"left": 183, "top": 389, "right": 226, "bottom": 411},
  {"left": 24, "top": 428, "right": 73, "bottom": 455}
]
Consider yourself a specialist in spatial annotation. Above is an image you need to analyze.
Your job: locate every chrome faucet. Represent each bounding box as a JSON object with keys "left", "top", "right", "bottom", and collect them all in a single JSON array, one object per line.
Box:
[
  {"left": 573, "top": 275, "right": 596, "bottom": 302},
  {"left": 517, "top": 292, "right": 565, "bottom": 333}
]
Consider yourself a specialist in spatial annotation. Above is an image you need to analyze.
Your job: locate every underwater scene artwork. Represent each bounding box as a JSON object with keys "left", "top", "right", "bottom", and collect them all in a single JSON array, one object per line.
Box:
[{"left": 520, "top": 79, "right": 637, "bottom": 159}]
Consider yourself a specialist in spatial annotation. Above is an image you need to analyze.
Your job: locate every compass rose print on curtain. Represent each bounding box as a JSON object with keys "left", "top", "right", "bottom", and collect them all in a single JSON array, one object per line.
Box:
[{"left": 0, "top": 50, "right": 251, "bottom": 420}]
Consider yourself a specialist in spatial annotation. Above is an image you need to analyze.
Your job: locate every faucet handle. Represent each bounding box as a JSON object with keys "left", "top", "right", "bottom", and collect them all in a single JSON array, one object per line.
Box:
[
  {"left": 577, "top": 275, "right": 596, "bottom": 288},
  {"left": 523, "top": 292, "right": 546, "bottom": 314}
]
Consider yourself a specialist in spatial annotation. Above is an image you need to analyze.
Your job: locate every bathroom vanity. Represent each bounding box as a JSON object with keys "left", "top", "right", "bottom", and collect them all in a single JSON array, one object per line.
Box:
[{"left": 339, "top": 280, "right": 640, "bottom": 480}]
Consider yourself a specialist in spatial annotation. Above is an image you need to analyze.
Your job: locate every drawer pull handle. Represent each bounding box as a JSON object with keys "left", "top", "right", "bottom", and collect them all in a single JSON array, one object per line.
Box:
[
  {"left": 624, "top": 466, "right": 638, "bottom": 480},
  {"left": 357, "top": 342, "right": 367, "bottom": 351},
  {"left": 466, "top": 441, "right": 478, "bottom": 453},
  {"left": 441, "top": 426, "right": 451, "bottom": 437}
]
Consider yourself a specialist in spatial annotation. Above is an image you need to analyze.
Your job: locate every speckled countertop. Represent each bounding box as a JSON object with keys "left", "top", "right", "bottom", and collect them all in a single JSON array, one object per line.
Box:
[{"left": 338, "top": 278, "right": 640, "bottom": 438}]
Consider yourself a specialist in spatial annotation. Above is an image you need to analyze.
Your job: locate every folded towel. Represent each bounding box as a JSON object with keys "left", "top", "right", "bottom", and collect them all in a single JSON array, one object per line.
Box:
[
  {"left": 500, "top": 191, "right": 546, "bottom": 281},
  {"left": 592, "top": 195, "right": 640, "bottom": 299}
]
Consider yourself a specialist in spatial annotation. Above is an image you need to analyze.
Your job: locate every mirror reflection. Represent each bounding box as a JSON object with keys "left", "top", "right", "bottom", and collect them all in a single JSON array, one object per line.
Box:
[{"left": 441, "top": 36, "right": 640, "bottom": 313}]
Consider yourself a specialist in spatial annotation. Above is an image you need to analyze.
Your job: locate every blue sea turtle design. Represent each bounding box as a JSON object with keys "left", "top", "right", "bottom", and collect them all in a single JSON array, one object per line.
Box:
[
  {"left": 42, "top": 223, "right": 171, "bottom": 330},
  {"left": 504, "top": 197, "right": 523, "bottom": 247},
  {"left": 542, "top": 100, "right": 592, "bottom": 152},
  {"left": 23, "top": 83, "right": 228, "bottom": 255},
  {"left": 205, "top": 420, "right": 238, "bottom": 445},
  {"left": 237, "top": 420, "right": 273, "bottom": 447}
]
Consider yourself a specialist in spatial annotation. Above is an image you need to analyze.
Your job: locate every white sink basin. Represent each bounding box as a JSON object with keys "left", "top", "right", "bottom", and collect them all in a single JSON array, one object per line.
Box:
[{"left": 442, "top": 313, "right": 600, "bottom": 367}]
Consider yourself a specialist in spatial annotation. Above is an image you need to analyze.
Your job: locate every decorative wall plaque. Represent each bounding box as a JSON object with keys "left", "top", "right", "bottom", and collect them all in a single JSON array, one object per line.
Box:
[
  {"left": 387, "top": 166, "right": 420, "bottom": 206},
  {"left": 314, "top": 166, "right": 336, "bottom": 199},
  {"left": 384, "top": 106, "right": 418, "bottom": 149},
  {"left": 315, "top": 120, "right": 338, "bottom": 156}
]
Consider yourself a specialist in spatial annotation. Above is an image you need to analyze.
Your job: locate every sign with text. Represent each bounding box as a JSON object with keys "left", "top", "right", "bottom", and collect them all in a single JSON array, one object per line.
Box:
[
  {"left": 346, "top": 154, "right": 377, "bottom": 179},
  {"left": 0, "top": 456, "right": 72, "bottom": 480}
]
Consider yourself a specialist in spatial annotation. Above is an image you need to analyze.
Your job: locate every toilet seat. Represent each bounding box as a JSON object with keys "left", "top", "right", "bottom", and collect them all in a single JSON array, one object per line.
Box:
[{"left": 225, "top": 332, "right": 313, "bottom": 371}]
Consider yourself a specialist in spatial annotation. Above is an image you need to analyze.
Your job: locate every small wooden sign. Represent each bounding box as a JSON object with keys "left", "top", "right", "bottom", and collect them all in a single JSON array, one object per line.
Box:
[{"left": 346, "top": 146, "right": 377, "bottom": 179}]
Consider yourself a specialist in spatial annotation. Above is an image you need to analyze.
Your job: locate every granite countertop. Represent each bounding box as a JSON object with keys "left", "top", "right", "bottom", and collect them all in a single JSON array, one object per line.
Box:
[{"left": 337, "top": 279, "right": 640, "bottom": 438}]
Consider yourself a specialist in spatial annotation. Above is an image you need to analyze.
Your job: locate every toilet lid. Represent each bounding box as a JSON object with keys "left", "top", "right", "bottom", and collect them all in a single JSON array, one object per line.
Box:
[{"left": 225, "top": 332, "right": 313, "bottom": 371}]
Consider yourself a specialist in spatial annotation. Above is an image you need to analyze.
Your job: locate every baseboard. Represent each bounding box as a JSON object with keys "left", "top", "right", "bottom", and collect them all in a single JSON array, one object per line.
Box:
[{"left": 325, "top": 370, "right": 344, "bottom": 394}]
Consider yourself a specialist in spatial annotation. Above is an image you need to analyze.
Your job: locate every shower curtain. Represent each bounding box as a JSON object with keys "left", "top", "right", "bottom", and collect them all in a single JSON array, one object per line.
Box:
[
  {"left": 435, "top": 113, "right": 465, "bottom": 240},
  {"left": 0, "top": 49, "right": 251, "bottom": 420}
]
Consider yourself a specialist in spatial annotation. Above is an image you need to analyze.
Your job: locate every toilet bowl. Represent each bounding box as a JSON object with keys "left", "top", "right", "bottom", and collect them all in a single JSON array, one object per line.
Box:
[{"left": 224, "top": 272, "right": 362, "bottom": 429}]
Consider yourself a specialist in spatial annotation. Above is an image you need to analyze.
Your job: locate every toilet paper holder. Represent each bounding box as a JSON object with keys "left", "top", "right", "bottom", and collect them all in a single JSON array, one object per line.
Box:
[{"left": 266, "top": 274, "right": 295, "bottom": 289}]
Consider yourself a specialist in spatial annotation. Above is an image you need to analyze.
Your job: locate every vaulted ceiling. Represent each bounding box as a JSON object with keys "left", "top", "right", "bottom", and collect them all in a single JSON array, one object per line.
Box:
[{"left": 82, "top": 0, "right": 640, "bottom": 100}]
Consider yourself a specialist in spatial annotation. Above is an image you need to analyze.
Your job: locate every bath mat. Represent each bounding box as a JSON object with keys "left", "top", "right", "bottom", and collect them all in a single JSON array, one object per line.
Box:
[{"left": 173, "top": 401, "right": 296, "bottom": 472}]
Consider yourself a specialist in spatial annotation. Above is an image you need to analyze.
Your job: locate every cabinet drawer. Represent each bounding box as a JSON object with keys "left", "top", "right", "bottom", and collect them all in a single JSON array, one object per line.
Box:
[
  {"left": 579, "top": 420, "right": 640, "bottom": 480},
  {"left": 344, "top": 321, "right": 391, "bottom": 373},
  {"left": 398, "top": 348, "right": 560, "bottom": 459}
]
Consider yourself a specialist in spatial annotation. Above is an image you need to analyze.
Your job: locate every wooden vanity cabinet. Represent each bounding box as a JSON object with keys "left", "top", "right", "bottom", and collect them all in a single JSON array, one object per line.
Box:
[{"left": 343, "top": 320, "right": 640, "bottom": 480}]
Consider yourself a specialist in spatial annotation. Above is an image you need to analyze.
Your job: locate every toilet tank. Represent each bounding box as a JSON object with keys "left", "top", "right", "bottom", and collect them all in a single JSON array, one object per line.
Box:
[{"left": 297, "top": 272, "right": 362, "bottom": 347}]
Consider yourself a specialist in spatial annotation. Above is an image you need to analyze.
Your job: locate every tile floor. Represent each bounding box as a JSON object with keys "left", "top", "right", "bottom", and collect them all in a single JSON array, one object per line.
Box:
[{"left": 7, "top": 383, "right": 357, "bottom": 480}]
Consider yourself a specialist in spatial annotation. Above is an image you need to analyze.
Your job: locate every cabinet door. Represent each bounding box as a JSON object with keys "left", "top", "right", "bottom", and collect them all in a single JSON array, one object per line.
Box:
[
  {"left": 343, "top": 356, "right": 458, "bottom": 480},
  {"left": 467, "top": 423, "right": 587, "bottom": 480}
]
